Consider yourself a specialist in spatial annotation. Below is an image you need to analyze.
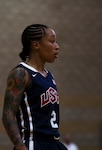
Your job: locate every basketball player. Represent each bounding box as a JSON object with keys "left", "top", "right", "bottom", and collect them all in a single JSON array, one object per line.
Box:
[{"left": 2, "top": 24, "right": 67, "bottom": 150}]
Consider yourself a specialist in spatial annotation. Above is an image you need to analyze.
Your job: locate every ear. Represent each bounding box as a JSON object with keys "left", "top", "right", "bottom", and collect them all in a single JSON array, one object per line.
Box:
[{"left": 31, "top": 41, "right": 40, "bottom": 49}]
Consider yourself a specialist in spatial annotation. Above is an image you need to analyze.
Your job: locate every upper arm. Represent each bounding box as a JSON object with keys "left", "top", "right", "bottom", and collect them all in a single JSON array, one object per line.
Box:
[{"left": 3, "top": 67, "right": 30, "bottom": 114}]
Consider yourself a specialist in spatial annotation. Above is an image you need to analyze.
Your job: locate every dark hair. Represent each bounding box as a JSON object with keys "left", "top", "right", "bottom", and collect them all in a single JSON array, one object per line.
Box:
[{"left": 19, "top": 24, "right": 49, "bottom": 61}]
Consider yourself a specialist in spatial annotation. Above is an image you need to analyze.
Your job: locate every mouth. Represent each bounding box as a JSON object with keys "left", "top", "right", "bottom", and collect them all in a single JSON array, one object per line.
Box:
[
  {"left": 55, "top": 54, "right": 58, "bottom": 58},
  {"left": 55, "top": 52, "right": 59, "bottom": 58}
]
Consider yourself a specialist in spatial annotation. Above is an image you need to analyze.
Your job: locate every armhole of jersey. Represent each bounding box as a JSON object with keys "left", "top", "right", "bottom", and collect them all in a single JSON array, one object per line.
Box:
[
  {"left": 14, "top": 65, "right": 33, "bottom": 91},
  {"left": 24, "top": 68, "right": 33, "bottom": 91}
]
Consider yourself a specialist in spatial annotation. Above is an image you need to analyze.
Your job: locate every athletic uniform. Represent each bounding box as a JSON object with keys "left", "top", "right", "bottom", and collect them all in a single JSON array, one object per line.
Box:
[{"left": 13, "top": 62, "right": 67, "bottom": 150}]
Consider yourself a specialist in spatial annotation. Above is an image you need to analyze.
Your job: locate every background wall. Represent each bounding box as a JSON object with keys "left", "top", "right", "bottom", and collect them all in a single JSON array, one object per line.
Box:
[{"left": 0, "top": 0, "right": 102, "bottom": 150}]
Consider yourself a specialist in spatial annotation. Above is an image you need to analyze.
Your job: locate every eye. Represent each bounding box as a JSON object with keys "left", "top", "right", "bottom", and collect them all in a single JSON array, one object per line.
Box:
[{"left": 50, "top": 39, "right": 57, "bottom": 44}]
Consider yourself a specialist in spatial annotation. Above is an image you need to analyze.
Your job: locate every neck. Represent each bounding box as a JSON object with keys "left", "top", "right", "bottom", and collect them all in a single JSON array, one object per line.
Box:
[
  {"left": 27, "top": 59, "right": 45, "bottom": 73},
  {"left": 26, "top": 60, "right": 47, "bottom": 77}
]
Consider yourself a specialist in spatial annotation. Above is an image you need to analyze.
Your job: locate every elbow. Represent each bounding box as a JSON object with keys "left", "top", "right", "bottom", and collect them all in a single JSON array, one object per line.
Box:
[
  {"left": 2, "top": 113, "right": 5, "bottom": 127},
  {"left": 2, "top": 111, "right": 8, "bottom": 128}
]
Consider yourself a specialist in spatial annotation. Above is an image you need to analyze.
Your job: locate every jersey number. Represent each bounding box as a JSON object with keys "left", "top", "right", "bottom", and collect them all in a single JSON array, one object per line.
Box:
[{"left": 50, "top": 110, "right": 58, "bottom": 128}]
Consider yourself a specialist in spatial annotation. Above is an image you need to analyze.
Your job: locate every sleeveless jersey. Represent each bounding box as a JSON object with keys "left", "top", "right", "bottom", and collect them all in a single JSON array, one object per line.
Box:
[{"left": 16, "top": 62, "right": 60, "bottom": 141}]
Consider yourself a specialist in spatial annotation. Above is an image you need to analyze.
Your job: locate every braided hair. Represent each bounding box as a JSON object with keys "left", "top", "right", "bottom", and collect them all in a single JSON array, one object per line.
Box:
[{"left": 19, "top": 24, "right": 49, "bottom": 61}]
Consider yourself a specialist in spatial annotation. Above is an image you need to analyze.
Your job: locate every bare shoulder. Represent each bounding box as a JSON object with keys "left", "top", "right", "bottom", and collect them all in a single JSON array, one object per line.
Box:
[{"left": 7, "top": 67, "right": 30, "bottom": 90}]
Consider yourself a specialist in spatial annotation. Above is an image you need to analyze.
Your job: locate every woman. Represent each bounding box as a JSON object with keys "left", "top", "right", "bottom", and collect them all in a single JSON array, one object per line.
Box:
[{"left": 2, "top": 24, "right": 67, "bottom": 150}]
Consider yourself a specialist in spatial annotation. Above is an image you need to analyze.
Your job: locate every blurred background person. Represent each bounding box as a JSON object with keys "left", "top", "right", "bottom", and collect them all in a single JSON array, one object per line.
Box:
[{"left": 63, "top": 133, "right": 79, "bottom": 150}]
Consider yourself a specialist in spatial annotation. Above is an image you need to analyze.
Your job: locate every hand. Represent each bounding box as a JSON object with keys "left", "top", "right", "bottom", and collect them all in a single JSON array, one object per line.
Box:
[{"left": 15, "top": 144, "right": 28, "bottom": 150}]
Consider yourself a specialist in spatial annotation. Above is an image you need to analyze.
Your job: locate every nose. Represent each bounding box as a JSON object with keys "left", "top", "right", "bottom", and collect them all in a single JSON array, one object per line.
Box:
[{"left": 55, "top": 43, "right": 60, "bottom": 50}]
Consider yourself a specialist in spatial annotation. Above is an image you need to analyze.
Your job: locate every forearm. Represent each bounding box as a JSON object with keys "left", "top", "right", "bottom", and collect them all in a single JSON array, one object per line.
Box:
[{"left": 2, "top": 111, "right": 25, "bottom": 149}]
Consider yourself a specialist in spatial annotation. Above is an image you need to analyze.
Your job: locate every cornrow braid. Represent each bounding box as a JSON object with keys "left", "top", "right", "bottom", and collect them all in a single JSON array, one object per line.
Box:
[{"left": 19, "top": 24, "right": 49, "bottom": 61}]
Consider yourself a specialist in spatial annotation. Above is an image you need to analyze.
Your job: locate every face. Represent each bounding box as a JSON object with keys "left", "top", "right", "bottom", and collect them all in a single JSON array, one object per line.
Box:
[{"left": 38, "top": 28, "right": 59, "bottom": 63}]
